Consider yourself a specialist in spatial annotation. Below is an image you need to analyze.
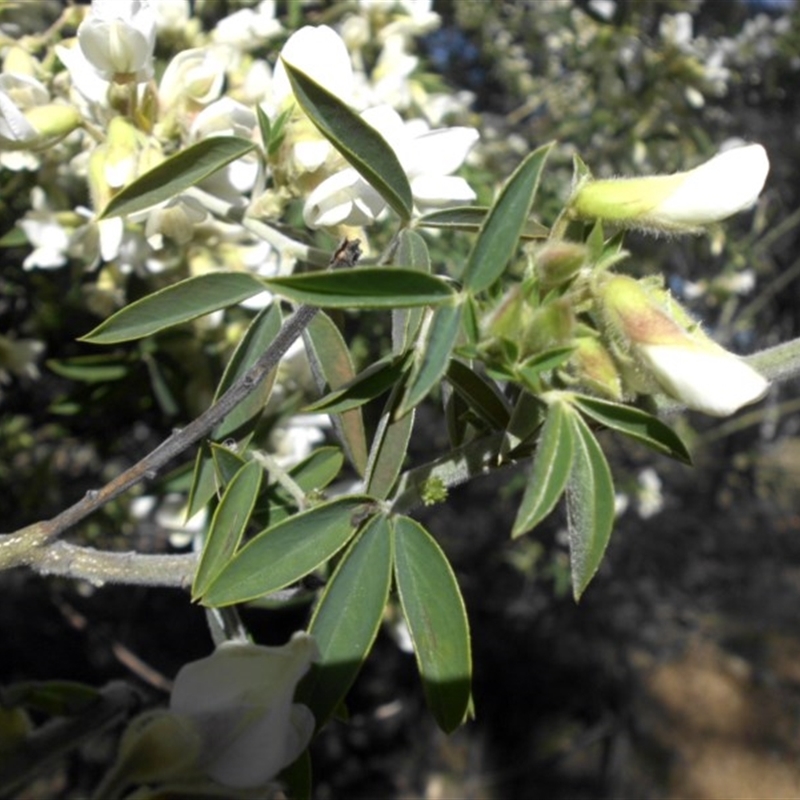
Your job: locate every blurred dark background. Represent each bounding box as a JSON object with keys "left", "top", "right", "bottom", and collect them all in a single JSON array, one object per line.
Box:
[{"left": 3, "top": 1, "right": 800, "bottom": 798}]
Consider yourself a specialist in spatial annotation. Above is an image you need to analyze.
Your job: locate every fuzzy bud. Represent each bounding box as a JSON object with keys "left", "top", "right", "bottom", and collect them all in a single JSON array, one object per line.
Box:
[{"left": 599, "top": 275, "right": 768, "bottom": 416}]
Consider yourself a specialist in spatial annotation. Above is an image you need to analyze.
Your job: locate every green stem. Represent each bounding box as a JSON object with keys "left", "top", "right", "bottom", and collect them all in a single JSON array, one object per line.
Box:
[{"left": 390, "top": 432, "right": 508, "bottom": 514}]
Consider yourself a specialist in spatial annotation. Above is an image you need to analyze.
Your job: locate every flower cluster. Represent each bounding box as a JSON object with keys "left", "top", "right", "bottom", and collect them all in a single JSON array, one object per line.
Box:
[
  {"left": 483, "top": 142, "right": 770, "bottom": 418},
  {"left": 5, "top": 1, "right": 477, "bottom": 279}
]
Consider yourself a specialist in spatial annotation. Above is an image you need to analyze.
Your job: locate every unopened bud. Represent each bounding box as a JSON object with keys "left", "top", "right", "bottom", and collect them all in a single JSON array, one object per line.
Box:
[
  {"left": 23, "top": 104, "right": 82, "bottom": 141},
  {"left": 534, "top": 241, "right": 589, "bottom": 288},
  {"left": 571, "top": 334, "right": 623, "bottom": 401},
  {"left": 599, "top": 275, "right": 768, "bottom": 416}
]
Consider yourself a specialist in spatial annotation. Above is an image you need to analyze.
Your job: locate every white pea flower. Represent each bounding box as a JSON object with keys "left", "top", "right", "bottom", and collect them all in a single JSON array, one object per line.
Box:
[
  {"left": 212, "top": 0, "right": 283, "bottom": 49},
  {"left": 152, "top": 0, "right": 190, "bottom": 33},
  {"left": 189, "top": 98, "right": 259, "bottom": 198},
  {"left": 273, "top": 24, "right": 355, "bottom": 109},
  {"left": 158, "top": 47, "right": 226, "bottom": 109},
  {"left": 77, "top": 0, "right": 157, "bottom": 81},
  {"left": 169, "top": 634, "right": 319, "bottom": 789},
  {"left": 18, "top": 188, "right": 72, "bottom": 269},
  {"left": 600, "top": 274, "right": 769, "bottom": 417},
  {"left": 271, "top": 414, "right": 331, "bottom": 468},
  {"left": 145, "top": 195, "right": 208, "bottom": 249},
  {"left": 573, "top": 143, "right": 769, "bottom": 233}
]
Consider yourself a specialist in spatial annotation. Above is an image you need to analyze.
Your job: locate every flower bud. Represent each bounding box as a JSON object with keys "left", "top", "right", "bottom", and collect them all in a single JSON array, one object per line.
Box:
[
  {"left": 112, "top": 710, "right": 202, "bottom": 785},
  {"left": 573, "top": 144, "right": 769, "bottom": 233},
  {"left": 22, "top": 105, "right": 82, "bottom": 141},
  {"left": 534, "top": 241, "right": 589, "bottom": 288},
  {"left": 571, "top": 333, "right": 623, "bottom": 401},
  {"left": 599, "top": 275, "right": 768, "bottom": 416}
]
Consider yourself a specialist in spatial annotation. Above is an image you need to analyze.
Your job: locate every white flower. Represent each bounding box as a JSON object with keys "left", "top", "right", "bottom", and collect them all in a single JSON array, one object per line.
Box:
[
  {"left": 189, "top": 98, "right": 259, "bottom": 197},
  {"left": 212, "top": 0, "right": 282, "bottom": 49},
  {"left": 152, "top": 0, "right": 190, "bottom": 33},
  {"left": 271, "top": 413, "right": 331, "bottom": 468},
  {"left": 145, "top": 195, "right": 207, "bottom": 249},
  {"left": 573, "top": 143, "right": 769, "bottom": 233},
  {"left": 18, "top": 188, "right": 72, "bottom": 269},
  {"left": 158, "top": 47, "right": 226, "bottom": 109},
  {"left": 637, "top": 341, "right": 768, "bottom": 417},
  {"left": 169, "top": 634, "right": 319, "bottom": 789},
  {"left": 303, "top": 168, "right": 386, "bottom": 228},
  {"left": 600, "top": 274, "right": 769, "bottom": 416},
  {"left": 77, "top": 0, "right": 157, "bottom": 80},
  {"left": 654, "top": 144, "right": 769, "bottom": 227},
  {"left": 273, "top": 25, "right": 355, "bottom": 108},
  {"left": 54, "top": 39, "right": 112, "bottom": 106}
]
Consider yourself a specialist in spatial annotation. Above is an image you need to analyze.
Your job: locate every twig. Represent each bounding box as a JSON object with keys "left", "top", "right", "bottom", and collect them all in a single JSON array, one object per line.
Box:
[{"left": 0, "top": 240, "right": 363, "bottom": 584}]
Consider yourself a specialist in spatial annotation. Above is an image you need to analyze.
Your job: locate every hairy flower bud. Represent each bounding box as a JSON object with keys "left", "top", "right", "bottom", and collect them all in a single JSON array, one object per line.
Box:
[
  {"left": 573, "top": 144, "right": 769, "bottom": 233},
  {"left": 599, "top": 275, "right": 768, "bottom": 416},
  {"left": 571, "top": 333, "right": 623, "bottom": 401}
]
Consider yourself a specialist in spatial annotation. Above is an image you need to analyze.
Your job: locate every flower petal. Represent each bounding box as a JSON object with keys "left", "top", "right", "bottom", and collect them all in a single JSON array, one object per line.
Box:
[
  {"left": 411, "top": 174, "right": 476, "bottom": 208},
  {"left": 638, "top": 342, "right": 769, "bottom": 416},
  {"left": 402, "top": 127, "right": 479, "bottom": 178},
  {"left": 655, "top": 144, "right": 769, "bottom": 227}
]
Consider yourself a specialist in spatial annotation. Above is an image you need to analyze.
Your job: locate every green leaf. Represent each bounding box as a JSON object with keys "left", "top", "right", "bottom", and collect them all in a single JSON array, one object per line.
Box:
[
  {"left": 570, "top": 393, "right": 692, "bottom": 465},
  {"left": 390, "top": 229, "right": 431, "bottom": 356},
  {"left": 502, "top": 391, "right": 546, "bottom": 458},
  {"left": 564, "top": 409, "right": 616, "bottom": 601},
  {"left": 305, "top": 355, "right": 410, "bottom": 414},
  {"left": 2, "top": 681, "right": 100, "bottom": 716},
  {"left": 99, "top": 136, "right": 256, "bottom": 219},
  {"left": 186, "top": 304, "right": 281, "bottom": 519},
  {"left": 392, "top": 516, "right": 472, "bottom": 733},
  {"left": 284, "top": 446, "right": 345, "bottom": 495},
  {"left": 298, "top": 515, "right": 392, "bottom": 729},
  {"left": 446, "top": 360, "right": 510, "bottom": 430},
  {"left": 80, "top": 273, "right": 265, "bottom": 345},
  {"left": 512, "top": 399, "right": 574, "bottom": 537},
  {"left": 200, "top": 496, "right": 373, "bottom": 606},
  {"left": 210, "top": 443, "right": 248, "bottom": 486},
  {"left": 268, "top": 107, "right": 292, "bottom": 157},
  {"left": 256, "top": 104, "right": 272, "bottom": 151},
  {"left": 304, "top": 312, "right": 368, "bottom": 476},
  {"left": 417, "top": 206, "right": 549, "bottom": 239},
  {"left": 192, "top": 459, "right": 263, "bottom": 599},
  {"left": 396, "top": 302, "right": 463, "bottom": 418},
  {"left": 46, "top": 355, "right": 131, "bottom": 383},
  {"left": 257, "top": 447, "right": 345, "bottom": 526},
  {"left": 212, "top": 303, "right": 282, "bottom": 439},
  {"left": 0, "top": 226, "right": 28, "bottom": 247},
  {"left": 262, "top": 268, "right": 454, "bottom": 309},
  {"left": 365, "top": 398, "right": 414, "bottom": 500},
  {"left": 283, "top": 61, "right": 413, "bottom": 221},
  {"left": 186, "top": 440, "right": 249, "bottom": 523},
  {"left": 461, "top": 142, "right": 554, "bottom": 293}
]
